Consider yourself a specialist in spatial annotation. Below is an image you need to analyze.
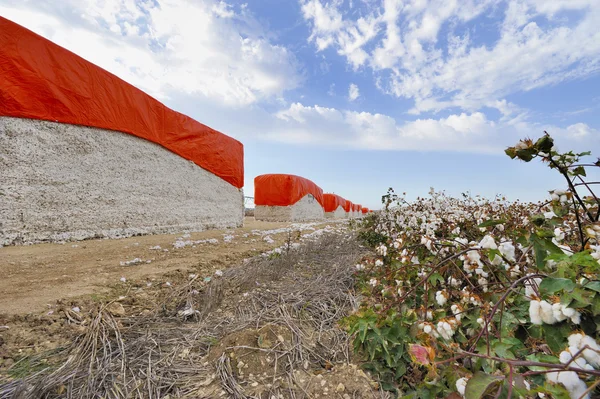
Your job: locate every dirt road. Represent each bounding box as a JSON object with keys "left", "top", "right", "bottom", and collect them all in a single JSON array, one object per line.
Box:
[{"left": 0, "top": 218, "right": 339, "bottom": 314}]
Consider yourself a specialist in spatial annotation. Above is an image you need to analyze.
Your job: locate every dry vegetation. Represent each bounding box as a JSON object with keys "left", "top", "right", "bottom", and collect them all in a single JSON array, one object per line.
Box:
[{"left": 0, "top": 232, "right": 389, "bottom": 398}]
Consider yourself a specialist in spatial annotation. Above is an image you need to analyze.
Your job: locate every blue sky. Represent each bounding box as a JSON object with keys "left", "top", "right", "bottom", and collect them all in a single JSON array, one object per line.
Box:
[{"left": 1, "top": 0, "right": 599, "bottom": 208}]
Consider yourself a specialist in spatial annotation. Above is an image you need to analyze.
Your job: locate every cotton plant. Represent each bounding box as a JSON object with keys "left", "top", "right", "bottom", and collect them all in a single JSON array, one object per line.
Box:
[{"left": 345, "top": 133, "right": 600, "bottom": 398}]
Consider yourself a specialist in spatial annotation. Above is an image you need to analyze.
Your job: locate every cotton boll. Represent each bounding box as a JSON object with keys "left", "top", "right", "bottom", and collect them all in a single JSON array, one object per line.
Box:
[
  {"left": 553, "top": 303, "right": 568, "bottom": 322},
  {"left": 423, "top": 324, "right": 432, "bottom": 334},
  {"left": 456, "top": 377, "right": 468, "bottom": 397},
  {"left": 569, "top": 346, "right": 590, "bottom": 369},
  {"left": 568, "top": 333, "right": 584, "bottom": 349},
  {"left": 498, "top": 241, "right": 516, "bottom": 262},
  {"left": 436, "top": 291, "right": 448, "bottom": 306},
  {"left": 581, "top": 336, "right": 600, "bottom": 368},
  {"left": 540, "top": 300, "right": 558, "bottom": 324},
  {"left": 570, "top": 311, "right": 581, "bottom": 325},
  {"left": 448, "top": 276, "right": 461, "bottom": 287},
  {"left": 479, "top": 235, "right": 497, "bottom": 250},
  {"left": 524, "top": 277, "right": 542, "bottom": 300},
  {"left": 529, "top": 300, "right": 543, "bottom": 325},
  {"left": 560, "top": 350, "right": 573, "bottom": 364},
  {"left": 554, "top": 228, "right": 565, "bottom": 242},
  {"left": 556, "top": 371, "right": 590, "bottom": 399}
]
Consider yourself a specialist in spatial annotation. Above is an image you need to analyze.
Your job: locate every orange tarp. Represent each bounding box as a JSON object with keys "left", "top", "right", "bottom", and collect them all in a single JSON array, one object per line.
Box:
[
  {"left": 344, "top": 201, "right": 353, "bottom": 213},
  {"left": 323, "top": 194, "right": 346, "bottom": 213},
  {"left": 254, "top": 174, "right": 324, "bottom": 207},
  {"left": 0, "top": 17, "right": 243, "bottom": 188},
  {"left": 362, "top": 208, "right": 369, "bottom": 214}
]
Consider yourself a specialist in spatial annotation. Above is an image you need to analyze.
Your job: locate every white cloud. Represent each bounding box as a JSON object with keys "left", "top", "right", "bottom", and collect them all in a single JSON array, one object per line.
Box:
[
  {"left": 300, "top": 0, "right": 600, "bottom": 114},
  {"left": 270, "top": 102, "right": 599, "bottom": 153},
  {"left": 348, "top": 83, "right": 360, "bottom": 101},
  {"left": 0, "top": 0, "right": 301, "bottom": 106}
]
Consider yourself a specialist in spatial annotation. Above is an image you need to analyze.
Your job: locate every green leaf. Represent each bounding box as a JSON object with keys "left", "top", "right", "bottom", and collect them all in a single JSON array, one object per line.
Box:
[
  {"left": 572, "top": 166, "right": 586, "bottom": 177},
  {"left": 584, "top": 281, "right": 600, "bottom": 293},
  {"left": 525, "top": 354, "right": 560, "bottom": 371},
  {"left": 543, "top": 324, "right": 571, "bottom": 353},
  {"left": 570, "top": 287, "right": 594, "bottom": 307},
  {"left": 539, "top": 278, "right": 576, "bottom": 295},
  {"left": 478, "top": 219, "right": 506, "bottom": 228},
  {"left": 505, "top": 147, "right": 517, "bottom": 159},
  {"left": 428, "top": 272, "right": 444, "bottom": 287},
  {"left": 591, "top": 296, "right": 600, "bottom": 316},
  {"left": 493, "top": 342, "right": 516, "bottom": 359},
  {"left": 464, "top": 372, "right": 504, "bottom": 399},
  {"left": 571, "top": 251, "right": 600, "bottom": 269},
  {"left": 516, "top": 148, "right": 536, "bottom": 162}
]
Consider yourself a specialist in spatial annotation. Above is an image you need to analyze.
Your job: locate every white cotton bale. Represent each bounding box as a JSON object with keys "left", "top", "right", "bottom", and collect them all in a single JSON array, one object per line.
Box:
[
  {"left": 0, "top": 117, "right": 243, "bottom": 245},
  {"left": 325, "top": 205, "right": 346, "bottom": 219},
  {"left": 254, "top": 194, "right": 324, "bottom": 222}
]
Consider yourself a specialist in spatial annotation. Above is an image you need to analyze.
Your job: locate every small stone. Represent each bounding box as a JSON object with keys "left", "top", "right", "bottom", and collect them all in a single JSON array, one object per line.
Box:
[
  {"left": 251, "top": 382, "right": 259, "bottom": 387},
  {"left": 336, "top": 383, "right": 345, "bottom": 392},
  {"left": 106, "top": 302, "right": 125, "bottom": 317},
  {"left": 320, "top": 380, "right": 326, "bottom": 386}
]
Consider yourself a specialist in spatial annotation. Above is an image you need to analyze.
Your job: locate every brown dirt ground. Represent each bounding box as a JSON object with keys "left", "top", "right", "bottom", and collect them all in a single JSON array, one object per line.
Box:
[{"left": 0, "top": 218, "right": 332, "bottom": 315}]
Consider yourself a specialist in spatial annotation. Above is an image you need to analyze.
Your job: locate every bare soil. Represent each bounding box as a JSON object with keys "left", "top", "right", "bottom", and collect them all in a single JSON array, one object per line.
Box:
[
  {"left": 0, "top": 219, "right": 389, "bottom": 398},
  {"left": 0, "top": 218, "right": 326, "bottom": 315}
]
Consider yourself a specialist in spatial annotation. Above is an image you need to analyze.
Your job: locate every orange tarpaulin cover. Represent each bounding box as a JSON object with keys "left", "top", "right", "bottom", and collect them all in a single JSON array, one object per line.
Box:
[
  {"left": 254, "top": 174, "right": 324, "bottom": 207},
  {"left": 362, "top": 208, "right": 369, "bottom": 213},
  {"left": 344, "top": 201, "right": 353, "bottom": 212},
  {"left": 0, "top": 17, "right": 243, "bottom": 188},
  {"left": 323, "top": 194, "right": 346, "bottom": 213}
]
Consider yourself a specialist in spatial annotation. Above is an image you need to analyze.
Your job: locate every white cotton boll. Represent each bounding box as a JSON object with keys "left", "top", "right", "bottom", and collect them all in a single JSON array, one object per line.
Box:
[
  {"left": 369, "top": 279, "right": 378, "bottom": 287},
  {"left": 448, "top": 277, "right": 460, "bottom": 287},
  {"left": 554, "top": 228, "right": 566, "bottom": 242},
  {"left": 375, "top": 259, "right": 384, "bottom": 267},
  {"left": 479, "top": 235, "right": 497, "bottom": 250},
  {"left": 556, "top": 371, "right": 590, "bottom": 399},
  {"left": 456, "top": 377, "right": 468, "bottom": 397},
  {"left": 568, "top": 346, "right": 590, "bottom": 369},
  {"left": 477, "top": 318, "right": 485, "bottom": 325},
  {"left": 546, "top": 371, "right": 559, "bottom": 384},
  {"left": 560, "top": 350, "right": 573, "bottom": 364},
  {"left": 562, "top": 307, "right": 576, "bottom": 317},
  {"left": 355, "top": 264, "right": 365, "bottom": 271},
  {"left": 544, "top": 211, "right": 557, "bottom": 219},
  {"left": 424, "top": 324, "right": 432, "bottom": 334},
  {"left": 553, "top": 303, "right": 568, "bottom": 322},
  {"left": 478, "top": 277, "right": 488, "bottom": 292},
  {"left": 568, "top": 333, "right": 584, "bottom": 349},
  {"left": 436, "top": 291, "right": 448, "bottom": 306},
  {"left": 560, "top": 195, "right": 568, "bottom": 204},
  {"left": 426, "top": 310, "right": 433, "bottom": 320},
  {"left": 551, "top": 193, "right": 560, "bottom": 201},
  {"left": 581, "top": 336, "right": 600, "bottom": 368},
  {"left": 570, "top": 311, "right": 581, "bottom": 325},
  {"left": 498, "top": 241, "right": 516, "bottom": 262},
  {"left": 529, "top": 300, "right": 543, "bottom": 325},
  {"left": 540, "top": 300, "right": 558, "bottom": 324}
]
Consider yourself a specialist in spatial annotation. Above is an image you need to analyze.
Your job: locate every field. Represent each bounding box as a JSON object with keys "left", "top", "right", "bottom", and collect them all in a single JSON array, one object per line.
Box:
[{"left": 0, "top": 217, "right": 392, "bottom": 398}]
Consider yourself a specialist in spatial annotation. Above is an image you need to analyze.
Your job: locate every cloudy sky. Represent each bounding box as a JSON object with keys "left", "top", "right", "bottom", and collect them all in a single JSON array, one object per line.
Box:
[{"left": 2, "top": 0, "right": 599, "bottom": 208}]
